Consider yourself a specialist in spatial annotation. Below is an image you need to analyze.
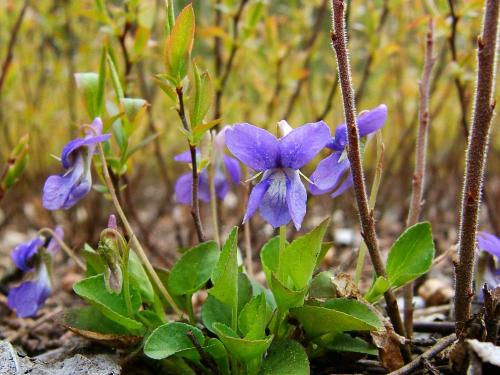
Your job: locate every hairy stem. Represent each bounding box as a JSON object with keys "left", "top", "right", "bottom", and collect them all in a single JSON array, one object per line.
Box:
[
  {"left": 355, "top": 133, "right": 384, "bottom": 285},
  {"left": 176, "top": 87, "right": 206, "bottom": 243},
  {"left": 455, "top": 0, "right": 499, "bottom": 338},
  {"left": 208, "top": 133, "right": 220, "bottom": 245},
  {"left": 330, "top": 0, "right": 411, "bottom": 362},
  {"left": 447, "top": 0, "right": 500, "bottom": 236},
  {"left": 404, "top": 19, "right": 436, "bottom": 339}
]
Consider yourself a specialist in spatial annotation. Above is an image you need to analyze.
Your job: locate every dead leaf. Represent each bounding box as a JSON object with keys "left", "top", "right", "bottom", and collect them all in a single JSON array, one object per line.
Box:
[
  {"left": 467, "top": 339, "right": 500, "bottom": 367},
  {"left": 65, "top": 327, "right": 142, "bottom": 349},
  {"left": 332, "top": 272, "right": 362, "bottom": 299},
  {"left": 371, "top": 322, "right": 405, "bottom": 371}
]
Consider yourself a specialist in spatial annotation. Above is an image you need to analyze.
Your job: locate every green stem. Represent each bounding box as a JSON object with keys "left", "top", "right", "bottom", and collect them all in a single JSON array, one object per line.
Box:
[
  {"left": 278, "top": 225, "right": 287, "bottom": 281},
  {"left": 273, "top": 310, "right": 284, "bottom": 338},
  {"left": 38, "top": 228, "right": 85, "bottom": 271},
  {"left": 121, "top": 239, "right": 133, "bottom": 317},
  {"left": 96, "top": 143, "right": 184, "bottom": 318},
  {"left": 186, "top": 293, "right": 196, "bottom": 325},
  {"left": 279, "top": 225, "right": 286, "bottom": 252}
]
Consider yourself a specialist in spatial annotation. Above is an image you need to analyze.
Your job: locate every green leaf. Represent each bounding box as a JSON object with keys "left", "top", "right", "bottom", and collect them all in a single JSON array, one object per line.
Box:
[
  {"left": 165, "top": 4, "right": 195, "bottom": 85},
  {"left": 61, "top": 306, "right": 142, "bottom": 348},
  {"left": 364, "top": 276, "right": 390, "bottom": 303},
  {"left": 260, "top": 236, "right": 280, "bottom": 283},
  {"left": 137, "top": 310, "right": 165, "bottom": 329},
  {"left": 106, "top": 51, "right": 124, "bottom": 100},
  {"left": 238, "top": 272, "right": 253, "bottom": 314},
  {"left": 96, "top": 47, "right": 107, "bottom": 117},
  {"left": 189, "top": 63, "right": 213, "bottom": 129},
  {"left": 291, "top": 298, "right": 382, "bottom": 338},
  {"left": 128, "top": 250, "right": 154, "bottom": 303},
  {"left": 1, "top": 134, "right": 29, "bottom": 191},
  {"left": 238, "top": 293, "right": 267, "bottom": 340},
  {"left": 74, "top": 73, "right": 100, "bottom": 118},
  {"left": 204, "top": 338, "right": 230, "bottom": 375},
  {"left": 271, "top": 272, "right": 307, "bottom": 312},
  {"left": 250, "top": 281, "right": 277, "bottom": 322},
  {"left": 279, "top": 218, "right": 330, "bottom": 290},
  {"left": 316, "top": 242, "right": 333, "bottom": 269},
  {"left": 326, "top": 333, "right": 378, "bottom": 355},
  {"left": 309, "top": 271, "right": 336, "bottom": 299},
  {"left": 81, "top": 244, "right": 105, "bottom": 276},
  {"left": 201, "top": 295, "right": 232, "bottom": 333},
  {"left": 154, "top": 74, "right": 177, "bottom": 101},
  {"left": 144, "top": 322, "right": 204, "bottom": 360},
  {"left": 126, "top": 132, "right": 160, "bottom": 159},
  {"left": 209, "top": 227, "right": 239, "bottom": 310},
  {"left": 73, "top": 274, "right": 143, "bottom": 331},
  {"left": 62, "top": 306, "right": 131, "bottom": 335},
  {"left": 259, "top": 339, "right": 309, "bottom": 375},
  {"left": 131, "top": 26, "right": 150, "bottom": 61},
  {"left": 192, "top": 118, "right": 222, "bottom": 145},
  {"left": 212, "top": 322, "right": 273, "bottom": 363},
  {"left": 386, "top": 222, "right": 435, "bottom": 288},
  {"left": 120, "top": 98, "right": 148, "bottom": 124},
  {"left": 168, "top": 241, "right": 220, "bottom": 295}
]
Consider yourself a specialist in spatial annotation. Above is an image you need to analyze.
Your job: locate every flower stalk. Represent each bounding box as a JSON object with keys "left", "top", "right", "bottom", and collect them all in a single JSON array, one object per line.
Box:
[
  {"left": 404, "top": 19, "right": 436, "bottom": 339},
  {"left": 330, "top": 0, "right": 411, "bottom": 361},
  {"left": 38, "top": 228, "right": 85, "bottom": 271},
  {"left": 455, "top": 0, "right": 499, "bottom": 339}
]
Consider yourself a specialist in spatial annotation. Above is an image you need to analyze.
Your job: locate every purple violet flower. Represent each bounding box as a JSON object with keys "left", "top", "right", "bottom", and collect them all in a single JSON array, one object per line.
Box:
[
  {"left": 477, "top": 231, "right": 500, "bottom": 293},
  {"left": 225, "top": 121, "right": 330, "bottom": 230},
  {"left": 309, "top": 105, "right": 387, "bottom": 198},
  {"left": 174, "top": 127, "right": 241, "bottom": 205},
  {"left": 477, "top": 231, "right": 500, "bottom": 259},
  {"left": 8, "top": 227, "right": 63, "bottom": 318},
  {"left": 42, "top": 118, "right": 111, "bottom": 210}
]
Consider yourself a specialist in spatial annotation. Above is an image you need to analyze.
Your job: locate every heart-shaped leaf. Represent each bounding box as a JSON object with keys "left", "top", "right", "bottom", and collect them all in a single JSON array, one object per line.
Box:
[
  {"left": 326, "top": 333, "right": 377, "bottom": 355},
  {"left": 128, "top": 249, "right": 154, "bottom": 303},
  {"left": 238, "top": 293, "right": 267, "bottom": 340},
  {"left": 201, "top": 295, "right": 232, "bottom": 333},
  {"left": 271, "top": 273, "right": 307, "bottom": 312},
  {"left": 259, "top": 339, "right": 309, "bottom": 375},
  {"left": 204, "top": 338, "right": 230, "bottom": 375},
  {"left": 309, "top": 271, "right": 336, "bottom": 299},
  {"left": 386, "top": 222, "right": 435, "bottom": 288},
  {"left": 168, "top": 241, "right": 219, "bottom": 295},
  {"left": 59, "top": 307, "right": 141, "bottom": 349},
  {"left": 278, "top": 218, "right": 330, "bottom": 290},
  {"left": 73, "top": 274, "right": 142, "bottom": 331},
  {"left": 212, "top": 322, "right": 273, "bottom": 363},
  {"left": 209, "top": 227, "right": 239, "bottom": 311},
  {"left": 144, "top": 322, "right": 204, "bottom": 360},
  {"left": 291, "top": 298, "right": 381, "bottom": 338}
]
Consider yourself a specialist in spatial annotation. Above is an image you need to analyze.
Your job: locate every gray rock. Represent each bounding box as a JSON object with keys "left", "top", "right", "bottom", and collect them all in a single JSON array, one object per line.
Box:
[{"left": 0, "top": 341, "right": 121, "bottom": 375}]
